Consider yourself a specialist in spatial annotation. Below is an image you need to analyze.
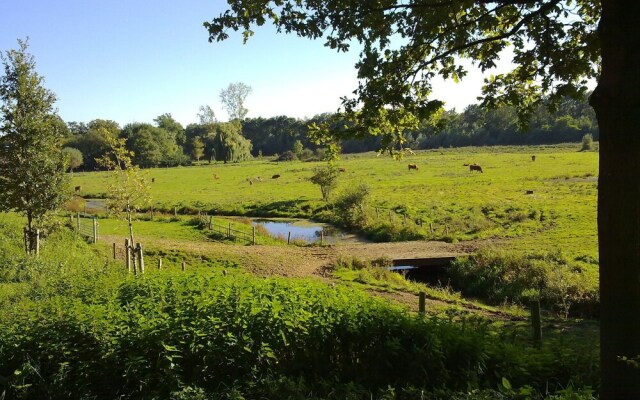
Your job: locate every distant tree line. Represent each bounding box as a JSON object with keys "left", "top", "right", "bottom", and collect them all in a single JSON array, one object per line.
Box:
[{"left": 61, "top": 94, "right": 597, "bottom": 171}]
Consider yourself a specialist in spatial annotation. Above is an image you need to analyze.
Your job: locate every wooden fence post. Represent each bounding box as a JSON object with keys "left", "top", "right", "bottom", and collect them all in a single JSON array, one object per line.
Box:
[
  {"left": 375, "top": 207, "right": 379, "bottom": 219},
  {"left": 321, "top": 230, "right": 324, "bottom": 246},
  {"left": 252, "top": 226, "right": 256, "bottom": 245},
  {"left": 174, "top": 207, "right": 177, "bottom": 218},
  {"left": 181, "top": 261, "right": 186, "bottom": 272},
  {"left": 228, "top": 222, "right": 232, "bottom": 239},
  {"left": 208, "top": 216, "right": 213, "bottom": 230},
  {"left": 158, "top": 258, "right": 162, "bottom": 270},
  {"left": 531, "top": 300, "right": 542, "bottom": 347},
  {"left": 136, "top": 243, "right": 144, "bottom": 274},
  {"left": 419, "top": 292, "right": 426, "bottom": 314},
  {"left": 92, "top": 217, "right": 98, "bottom": 243},
  {"left": 429, "top": 223, "right": 434, "bottom": 234},
  {"left": 287, "top": 232, "right": 291, "bottom": 245},
  {"left": 125, "top": 239, "right": 131, "bottom": 273},
  {"left": 112, "top": 243, "right": 116, "bottom": 259}
]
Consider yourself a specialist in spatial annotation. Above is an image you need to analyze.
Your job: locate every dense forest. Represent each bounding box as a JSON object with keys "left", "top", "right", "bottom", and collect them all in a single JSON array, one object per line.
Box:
[{"left": 62, "top": 95, "right": 597, "bottom": 170}]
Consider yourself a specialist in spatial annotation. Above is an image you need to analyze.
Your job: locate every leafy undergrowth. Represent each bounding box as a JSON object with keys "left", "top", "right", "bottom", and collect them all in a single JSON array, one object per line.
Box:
[
  {"left": 0, "top": 213, "right": 599, "bottom": 399},
  {"left": 449, "top": 249, "right": 599, "bottom": 318}
]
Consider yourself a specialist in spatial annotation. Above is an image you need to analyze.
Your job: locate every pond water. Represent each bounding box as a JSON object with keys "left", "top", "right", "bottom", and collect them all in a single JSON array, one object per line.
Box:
[{"left": 252, "top": 219, "right": 367, "bottom": 244}]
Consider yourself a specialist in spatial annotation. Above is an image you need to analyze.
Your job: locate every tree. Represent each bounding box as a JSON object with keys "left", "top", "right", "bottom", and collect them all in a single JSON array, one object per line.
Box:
[
  {"left": 97, "top": 136, "right": 150, "bottom": 272},
  {"left": 208, "top": 121, "right": 253, "bottom": 163},
  {"left": 191, "top": 136, "right": 205, "bottom": 162},
  {"left": 292, "top": 139, "right": 304, "bottom": 159},
  {"left": 205, "top": 2, "right": 637, "bottom": 398},
  {"left": 0, "top": 40, "right": 69, "bottom": 253},
  {"left": 154, "top": 113, "right": 186, "bottom": 148},
  {"left": 197, "top": 105, "right": 217, "bottom": 125},
  {"left": 62, "top": 147, "right": 84, "bottom": 172},
  {"left": 309, "top": 165, "right": 339, "bottom": 202},
  {"left": 64, "top": 119, "right": 120, "bottom": 170},
  {"left": 220, "top": 82, "right": 252, "bottom": 121}
]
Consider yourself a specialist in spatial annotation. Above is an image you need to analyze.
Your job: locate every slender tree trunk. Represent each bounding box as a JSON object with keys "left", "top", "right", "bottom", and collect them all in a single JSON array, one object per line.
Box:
[{"left": 590, "top": 2, "right": 640, "bottom": 398}]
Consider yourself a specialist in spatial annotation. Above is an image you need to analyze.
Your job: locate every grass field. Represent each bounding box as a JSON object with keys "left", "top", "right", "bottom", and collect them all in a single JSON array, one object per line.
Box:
[{"left": 73, "top": 143, "right": 598, "bottom": 258}]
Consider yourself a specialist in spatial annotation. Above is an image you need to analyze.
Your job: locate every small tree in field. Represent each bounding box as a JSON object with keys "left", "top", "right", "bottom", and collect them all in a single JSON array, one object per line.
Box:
[
  {"left": 0, "top": 40, "right": 69, "bottom": 253},
  {"left": 98, "top": 136, "right": 150, "bottom": 270},
  {"left": 310, "top": 165, "right": 339, "bottom": 202},
  {"left": 581, "top": 134, "right": 594, "bottom": 152}
]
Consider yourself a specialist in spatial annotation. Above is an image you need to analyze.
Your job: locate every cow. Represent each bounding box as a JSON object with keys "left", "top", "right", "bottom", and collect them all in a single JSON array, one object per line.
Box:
[
  {"left": 151, "top": 178, "right": 155, "bottom": 183},
  {"left": 526, "top": 190, "right": 534, "bottom": 195},
  {"left": 338, "top": 167, "right": 346, "bottom": 173},
  {"left": 408, "top": 164, "right": 418, "bottom": 171},
  {"left": 272, "top": 174, "right": 281, "bottom": 179},
  {"left": 74, "top": 185, "right": 81, "bottom": 192},
  {"left": 469, "top": 164, "right": 483, "bottom": 173},
  {"left": 531, "top": 155, "right": 536, "bottom": 162},
  {"left": 213, "top": 173, "right": 220, "bottom": 180}
]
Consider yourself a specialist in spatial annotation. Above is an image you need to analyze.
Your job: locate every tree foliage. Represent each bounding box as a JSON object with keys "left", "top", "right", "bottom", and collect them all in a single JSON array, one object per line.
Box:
[
  {"left": 0, "top": 39, "right": 69, "bottom": 246},
  {"left": 205, "top": 1, "right": 599, "bottom": 149},
  {"left": 97, "top": 136, "right": 151, "bottom": 248},
  {"left": 309, "top": 165, "right": 339, "bottom": 202},
  {"left": 62, "top": 147, "right": 84, "bottom": 172},
  {"left": 220, "top": 82, "right": 252, "bottom": 121}
]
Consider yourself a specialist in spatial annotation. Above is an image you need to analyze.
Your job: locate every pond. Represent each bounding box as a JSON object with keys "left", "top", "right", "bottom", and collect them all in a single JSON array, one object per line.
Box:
[{"left": 251, "top": 218, "right": 367, "bottom": 244}]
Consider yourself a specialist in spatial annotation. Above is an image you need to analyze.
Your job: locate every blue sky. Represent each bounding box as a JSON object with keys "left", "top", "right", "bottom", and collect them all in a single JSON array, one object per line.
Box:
[{"left": 0, "top": 1, "right": 494, "bottom": 127}]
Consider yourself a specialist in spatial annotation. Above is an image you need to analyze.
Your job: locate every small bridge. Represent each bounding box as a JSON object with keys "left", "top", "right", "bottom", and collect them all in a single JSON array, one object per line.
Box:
[
  {"left": 389, "top": 256, "right": 459, "bottom": 283},
  {"left": 392, "top": 256, "right": 458, "bottom": 268}
]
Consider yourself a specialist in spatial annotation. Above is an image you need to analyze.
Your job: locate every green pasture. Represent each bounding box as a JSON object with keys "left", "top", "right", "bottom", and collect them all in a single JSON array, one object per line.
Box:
[{"left": 74, "top": 143, "right": 598, "bottom": 257}]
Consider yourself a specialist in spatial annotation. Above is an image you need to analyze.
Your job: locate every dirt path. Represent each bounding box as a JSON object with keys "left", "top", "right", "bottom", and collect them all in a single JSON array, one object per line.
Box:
[
  {"left": 102, "top": 234, "right": 482, "bottom": 278},
  {"left": 101, "top": 234, "right": 514, "bottom": 318}
]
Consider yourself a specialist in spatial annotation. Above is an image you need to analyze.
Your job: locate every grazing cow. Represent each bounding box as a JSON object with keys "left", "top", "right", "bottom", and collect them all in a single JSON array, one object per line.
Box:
[
  {"left": 531, "top": 155, "right": 536, "bottom": 162},
  {"left": 272, "top": 174, "right": 281, "bottom": 179},
  {"left": 526, "top": 190, "right": 534, "bottom": 195},
  {"left": 469, "top": 164, "right": 483, "bottom": 173},
  {"left": 151, "top": 178, "right": 155, "bottom": 183},
  {"left": 408, "top": 164, "right": 418, "bottom": 171},
  {"left": 74, "top": 185, "right": 81, "bottom": 192},
  {"left": 338, "top": 167, "right": 346, "bottom": 173}
]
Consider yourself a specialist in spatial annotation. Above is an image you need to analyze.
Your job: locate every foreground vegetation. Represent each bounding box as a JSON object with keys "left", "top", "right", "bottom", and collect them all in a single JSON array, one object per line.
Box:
[{"left": 0, "top": 213, "right": 598, "bottom": 399}]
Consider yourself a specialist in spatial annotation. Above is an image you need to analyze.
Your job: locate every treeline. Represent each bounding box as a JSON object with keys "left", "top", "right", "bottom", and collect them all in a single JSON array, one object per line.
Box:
[
  {"left": 62, "top": 95, "right": 598, "bottom": 171},
  {"left": 62, "top": 115, "right": 254, "bottom": 171}
]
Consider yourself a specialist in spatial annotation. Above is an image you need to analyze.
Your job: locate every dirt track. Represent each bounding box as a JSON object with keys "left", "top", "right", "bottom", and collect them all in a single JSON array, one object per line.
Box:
[{"left": 102, "top": 235, "right": 480, "bottom": 278}]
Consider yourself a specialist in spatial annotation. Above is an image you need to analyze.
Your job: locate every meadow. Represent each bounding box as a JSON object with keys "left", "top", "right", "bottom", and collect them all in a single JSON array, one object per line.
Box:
[
  {"left": 70, "top": 144, "right": 600, "bottom": 318},
  {"left": 74, "top": 143, "right": 598, "bottom": 261}
]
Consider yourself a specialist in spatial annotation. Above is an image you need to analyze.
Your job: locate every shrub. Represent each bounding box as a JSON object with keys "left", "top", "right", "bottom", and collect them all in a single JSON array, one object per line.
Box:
[{"left": 580, "top": 134, "right": 593, "bottom": 151}]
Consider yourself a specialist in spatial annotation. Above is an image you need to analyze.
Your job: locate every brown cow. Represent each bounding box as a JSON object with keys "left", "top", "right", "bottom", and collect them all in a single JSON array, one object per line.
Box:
[
  {"left": 338, "top": 167, "right": 346, "bottom": 173},
  {"left": 531, "top": 155, "right": 536, "bottom": 162},
  {"left": 469, "top": 164, "right": 483, "bottom": 173},
  {"left": 74, "top": 185, "right": 81, "bottom": 192},
  {"left": 213, "top": 173, "right": 220, "bottom": 180},
  {"left": 408, "top": 164, "right": 418, "bottom": 171},
  {"left": 151, "top": 178, "right": 155, "bottom": 183},
  {"left": 272, "top": 174, "right": 281, "bottom": 179}
]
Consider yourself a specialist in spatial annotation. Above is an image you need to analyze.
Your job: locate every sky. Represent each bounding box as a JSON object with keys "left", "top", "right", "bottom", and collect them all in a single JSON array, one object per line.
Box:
[{"left": 0, "top": 1, "right": 506, "bottom": 127}]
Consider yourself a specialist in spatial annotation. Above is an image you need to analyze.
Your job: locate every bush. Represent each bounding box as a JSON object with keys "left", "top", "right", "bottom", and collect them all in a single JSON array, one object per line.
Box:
[
  {"left": 274, "top": 150, "right": 297, "bottom": 161},
  {"left": 448, "top": 249, "right": 599, "bottom": 317},
  {"left": 580, "top": 134, "right": 593, "bottom": 151}
]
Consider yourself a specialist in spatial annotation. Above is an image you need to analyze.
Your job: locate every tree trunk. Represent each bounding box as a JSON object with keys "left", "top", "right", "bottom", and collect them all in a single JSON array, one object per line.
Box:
[{"left": 590, "top": 1, "right": 640, "bottom": 398}]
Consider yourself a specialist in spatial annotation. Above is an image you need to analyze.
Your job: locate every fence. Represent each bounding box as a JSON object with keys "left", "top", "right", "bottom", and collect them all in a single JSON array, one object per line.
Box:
[
  {"left": 208, "top": 219, "right": 256, "bottom": 245},
  {"left": 74, "top": 213, "right": 98, "bottom": 243}
]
